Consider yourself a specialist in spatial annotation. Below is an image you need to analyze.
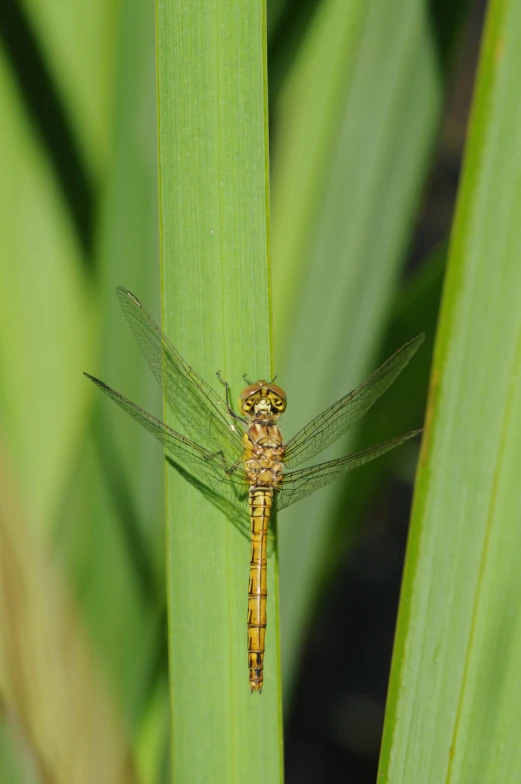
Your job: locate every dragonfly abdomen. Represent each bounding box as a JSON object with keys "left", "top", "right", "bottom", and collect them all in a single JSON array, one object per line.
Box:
[
  {"left": 248, "top": 487, "right": 272, "bottom": 693},
  {"left": 244, "top": 422, "right": 284, "bottom": 693}
]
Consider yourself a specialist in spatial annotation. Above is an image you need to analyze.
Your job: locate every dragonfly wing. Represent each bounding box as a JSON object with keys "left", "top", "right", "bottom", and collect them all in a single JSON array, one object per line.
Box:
[
  {"left": 284, "top": 334, "right": 424, "bottom": 468},
  {"left": 166, "top": 457, "right": 251, "bottom": 539},
  {"left": 85, "top": 373, "right": 248, "bottom": 515},
  {"left": 164, "top": 457, "right": 276, "bottom": 554},
  {"left": 274, "top": 430, "right": 422, "bottom": 512},
  {"left": 116, "top": 287, "right": 244, "bottom": 462}
]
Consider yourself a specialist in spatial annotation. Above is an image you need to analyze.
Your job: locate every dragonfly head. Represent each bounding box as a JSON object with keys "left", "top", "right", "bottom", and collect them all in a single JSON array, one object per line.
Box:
[{"left": 239, "top": 381, "right": 287, "bottom": 421}]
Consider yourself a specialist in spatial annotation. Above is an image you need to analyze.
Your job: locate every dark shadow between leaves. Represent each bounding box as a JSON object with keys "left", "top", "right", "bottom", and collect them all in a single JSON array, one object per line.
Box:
[{"left": 0, "top": 0, "right": 94, "bottom": 258}]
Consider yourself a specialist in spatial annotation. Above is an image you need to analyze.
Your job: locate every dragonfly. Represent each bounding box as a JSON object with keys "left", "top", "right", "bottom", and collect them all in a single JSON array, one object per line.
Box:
[{"left": 84, "top": 287, "right": 424, "bottom": 693}]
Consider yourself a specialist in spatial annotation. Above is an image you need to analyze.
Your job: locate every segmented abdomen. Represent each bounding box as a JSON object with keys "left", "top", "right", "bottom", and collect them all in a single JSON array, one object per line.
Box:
[{"left": 247, "top": 487, "right": 272, "bottom": 693}]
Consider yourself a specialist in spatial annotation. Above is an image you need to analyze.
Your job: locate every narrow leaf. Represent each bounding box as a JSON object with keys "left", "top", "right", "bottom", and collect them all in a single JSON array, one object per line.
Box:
[
  {"left": 157, "top": 0, "right": 282, "bottom": 779},
  {"left": 379, "top": 2, "right": 521, "bottom": 780}
]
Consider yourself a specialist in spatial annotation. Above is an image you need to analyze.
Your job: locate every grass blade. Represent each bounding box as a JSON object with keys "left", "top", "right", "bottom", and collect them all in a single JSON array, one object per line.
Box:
[
  {"left": 379, "top": 1, "right": 521, "bottom": 780},
  {"left": 157, "top": 1, "right": 282, "bottom": 779}
]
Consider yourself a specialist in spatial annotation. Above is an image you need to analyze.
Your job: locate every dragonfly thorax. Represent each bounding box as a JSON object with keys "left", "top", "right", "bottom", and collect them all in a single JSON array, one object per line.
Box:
[
  {"left": 239, "top": 380, "right": 287, "bottom": 420},
  {"left": 243, "top": 424, "right": 285, "bottom": 488},
  {"left": 248, "top": 422, "right": 284, "bottom": 449}
]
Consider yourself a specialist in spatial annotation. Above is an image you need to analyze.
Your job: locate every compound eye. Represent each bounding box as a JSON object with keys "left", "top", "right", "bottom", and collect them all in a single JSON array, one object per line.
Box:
[{"left": 271, "top": 395, "right": 286, "bottom": 412}]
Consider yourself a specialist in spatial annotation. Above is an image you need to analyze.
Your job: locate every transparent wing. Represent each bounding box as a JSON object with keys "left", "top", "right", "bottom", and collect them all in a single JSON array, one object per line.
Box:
[
  {"left": 116, "top": 286, "right": 244, "bottom": 462},
  {"left": 284, "top": 334, "right": 424, "bottom": 468},
  {"left": 165, "top": 457, "right": 276, "bottom": 555},
  {"left": 274, "top": 430, "right": 422, "bottom": 512},
  {"left": 85, "top": 374, "right": 249, "bottom": 514}
]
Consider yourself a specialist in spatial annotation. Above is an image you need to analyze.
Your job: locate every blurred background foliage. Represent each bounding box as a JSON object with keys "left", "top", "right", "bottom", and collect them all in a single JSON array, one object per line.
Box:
[{"left": 0, "top": 0, "right": 499, "bottom": 781}]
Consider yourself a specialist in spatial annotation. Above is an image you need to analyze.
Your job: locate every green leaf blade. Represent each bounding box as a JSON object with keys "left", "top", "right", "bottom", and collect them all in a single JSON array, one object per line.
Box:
[
  {"left": 157, "top": 1, "right": 282, "bottom": 780},
  {"left": 379, "top": 1, "right": 521, "bottom": 781}
]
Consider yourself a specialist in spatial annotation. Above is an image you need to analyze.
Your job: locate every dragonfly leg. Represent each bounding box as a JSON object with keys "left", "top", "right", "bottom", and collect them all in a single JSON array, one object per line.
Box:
[
  {"left": 216, "top": 369, "right": 229, "bottom": 387},
  {"left": 216, "top": 370, "right": 234, "bottom": 411},
  {"left": 216, "top": 370, "right": 248, "bottom": 425},
  {"left": 225, "top": 456, "right": 243, "bottom": 477},
  {"left": 203, "top": 448, "right": 241, "bottom": 477},
  {"left": 230, "top": 409, "right": 248, "bottom": 427},
  {"left": 204, "top": 448, "right": 227, "bottom": 464}
]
